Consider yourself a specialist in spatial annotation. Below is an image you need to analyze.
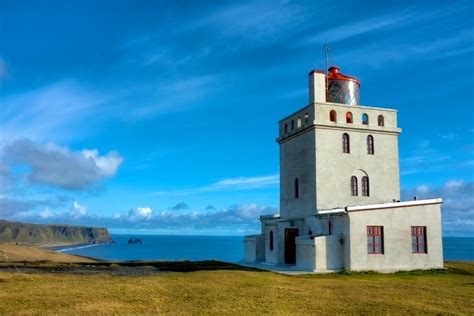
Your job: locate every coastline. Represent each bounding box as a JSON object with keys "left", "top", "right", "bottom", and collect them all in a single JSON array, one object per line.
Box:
[
  {"left": 52, "top": 242, "right": 110, "bottom": 253},
  {"left": 44, "top": 234, "right": 474, "bottom": 262}
]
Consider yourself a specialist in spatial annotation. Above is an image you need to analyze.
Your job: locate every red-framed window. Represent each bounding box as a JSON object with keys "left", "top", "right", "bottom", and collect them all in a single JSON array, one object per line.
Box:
[
  {"left": 411, "top": 226, "right": 427, "bottom": 253},
  {"left": 367, "top": 226, "right": 384, "bottom": 254},
  {"left": 346, "top": 112, "right": 353, "bottom": 123}
]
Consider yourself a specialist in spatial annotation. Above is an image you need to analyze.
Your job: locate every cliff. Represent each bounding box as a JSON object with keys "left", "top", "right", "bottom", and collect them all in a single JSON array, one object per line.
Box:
[{"left": 0, "top": 220, "right": 112, "bottom": 245}]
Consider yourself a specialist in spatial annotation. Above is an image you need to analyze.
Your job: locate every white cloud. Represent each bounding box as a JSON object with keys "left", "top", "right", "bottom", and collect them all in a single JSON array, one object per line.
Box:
[
  {"left": 39, "top": 208, "right": 54, "bottom": 219},
  {"left": 15, "top": 200, "right": 87, "bottom": 221},
  {"left": 402, "top": 180, "right": 474, "bottom": 236},
  {"left": 1, "top": 138, "right": 122, "bottom": 190},
  {"left": 10, "top": 203, "right": 278, "bottom": 234},
  {"left": 213, "top": 175, "right": 279, "bottom": 187},
  {"left": 0, "top": 195, "right": 69, "bottom": 217},
  {"left": 444, "top": 180, "right": 464, "bottom": 191},
  {"left": 0, "top": 197, "right": 33, "bottom": 217},
  {"left": 400, "top": 140, "right": 471, "bottom": 176},
  {"left": 439, "top": 133, "right": 457, "bottom": 140},
  {"left": 199, "top": 2, "right": 308, "bottom": 45},
  {"left": 117, "top": 203, "right": 277, "bottom": 232},
  {"left": 0, "top": 80, "right": 107, "bottom": 142},
  {"left": 71, "top": 201, "right": 87, "bottom": 218},
  {"left": 334, "top": 26, "right": 473, "bottom": 69},
  {"left": 80, "top": 149, "right": 122, "bottom": 178},
  {"left": 415, "top": 185, "right": 430, "bottom": 194},
  {"left": 127, "top": 207, "right": 153, "bottom": 222},
  {"left": 128, "top": 75, "right": 219, "bottom": 119},
  {"left": 304, "top": 12, "right": 412, "bottom": 45},
  {"left": 152, "top": 174, "right": 279, "bottom": 196}
]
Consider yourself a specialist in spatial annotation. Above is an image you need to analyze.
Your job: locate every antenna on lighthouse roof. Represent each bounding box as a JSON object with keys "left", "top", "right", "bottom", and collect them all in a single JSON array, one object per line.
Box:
[
  {"left": 324, "top": 40, "right": 330, "bottom": 74},
  {"left": 324, "top": 40, "right": 330, "bottom": 92}
]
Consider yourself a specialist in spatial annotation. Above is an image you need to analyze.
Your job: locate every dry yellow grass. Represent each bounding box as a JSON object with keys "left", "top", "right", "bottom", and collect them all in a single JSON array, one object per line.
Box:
[
  {"left": 0, "top": 243, "right": 96, "bottom": 263},
  {"left": 0, "top": 261, "right": 472, "bottom": 315}
]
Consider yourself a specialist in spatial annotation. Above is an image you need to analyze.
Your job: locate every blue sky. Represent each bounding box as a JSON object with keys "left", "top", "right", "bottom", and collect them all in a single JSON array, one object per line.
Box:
[{"left": 0, "top": 0, "right": 473, "bottom": 236}]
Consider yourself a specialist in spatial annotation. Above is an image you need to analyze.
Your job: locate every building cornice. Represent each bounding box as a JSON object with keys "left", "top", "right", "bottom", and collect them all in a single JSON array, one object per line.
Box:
[
  {"left": 277, "top": 123, "right": 401, "bottom": 144},
  {"left": 260, "top": 214, "right": 280, "bottom": 221},
  {"left": 317, "top": 101, "right": 398, "bottom": 113},
  {"left": 314, "top": 124, "right": 402, "bottom": 135},
  {"left": 345, "top": 198, "right": 443, "bottom": 213}
]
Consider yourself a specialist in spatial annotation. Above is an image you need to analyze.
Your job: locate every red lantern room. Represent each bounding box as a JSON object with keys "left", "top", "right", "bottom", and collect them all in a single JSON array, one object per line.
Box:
[{"left": 326, "top": 66, "right": 360, "bottom": 105}]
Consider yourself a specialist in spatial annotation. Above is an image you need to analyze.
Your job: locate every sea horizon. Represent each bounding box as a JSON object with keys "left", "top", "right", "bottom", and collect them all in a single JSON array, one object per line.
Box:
[{"left": 53, "top": 235, "right": 474, "bottom": 263}]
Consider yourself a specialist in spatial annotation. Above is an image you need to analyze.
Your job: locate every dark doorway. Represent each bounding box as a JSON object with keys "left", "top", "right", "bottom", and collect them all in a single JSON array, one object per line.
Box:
[{"left": 284, "top": 228, "right": 299, "bottom": 264}]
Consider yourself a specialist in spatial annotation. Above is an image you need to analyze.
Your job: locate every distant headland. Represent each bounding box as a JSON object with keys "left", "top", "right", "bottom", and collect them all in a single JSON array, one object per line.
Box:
[{"left": 0, "top": 220, "right": 112, "bottom": 246}]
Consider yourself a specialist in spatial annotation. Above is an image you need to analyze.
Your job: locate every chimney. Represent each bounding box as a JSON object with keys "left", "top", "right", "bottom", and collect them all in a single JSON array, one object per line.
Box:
[{"left": 308, "top": 70, "right": 326, "bottom": 104}]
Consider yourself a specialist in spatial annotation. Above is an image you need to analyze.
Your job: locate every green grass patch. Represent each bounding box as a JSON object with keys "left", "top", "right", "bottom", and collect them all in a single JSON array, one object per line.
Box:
[{"left": 0, "top": 261, "right": 472, "bottom": 314}]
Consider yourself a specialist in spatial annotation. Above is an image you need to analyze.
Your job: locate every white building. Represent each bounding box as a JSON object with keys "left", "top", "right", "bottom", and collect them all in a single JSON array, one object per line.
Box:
[{"left": 244, "top": 66, "right": 443, "bottom": 272}]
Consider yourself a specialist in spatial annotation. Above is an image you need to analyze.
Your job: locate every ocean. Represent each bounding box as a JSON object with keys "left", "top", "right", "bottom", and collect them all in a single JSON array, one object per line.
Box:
[{"left": 53, "top": 235, "right": 473, "bottom": 262}]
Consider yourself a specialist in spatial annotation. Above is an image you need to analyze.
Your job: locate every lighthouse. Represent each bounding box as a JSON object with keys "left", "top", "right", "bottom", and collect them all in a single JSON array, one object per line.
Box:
[{"left": 243, "top": 66, "right": 443, "bottom": 272}]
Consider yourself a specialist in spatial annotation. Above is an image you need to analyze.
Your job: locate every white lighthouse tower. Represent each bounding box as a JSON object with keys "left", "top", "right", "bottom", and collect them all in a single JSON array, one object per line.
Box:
[{"left": 244, "top": 66, "right": 443, "bottom": 272}]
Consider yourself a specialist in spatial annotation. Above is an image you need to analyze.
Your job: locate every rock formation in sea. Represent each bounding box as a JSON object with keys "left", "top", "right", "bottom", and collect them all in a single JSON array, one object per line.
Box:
[{"left": 128, "top": 237, "right": 143, "bottom": 244}]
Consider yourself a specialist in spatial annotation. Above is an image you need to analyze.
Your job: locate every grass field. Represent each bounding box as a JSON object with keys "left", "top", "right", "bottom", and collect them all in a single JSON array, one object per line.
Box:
[
  {"left": 0, "top": 261, "right": 472, "bottom": 315},
  {"left": 0, "top": 243, "right": 96, "bottom": 263}
]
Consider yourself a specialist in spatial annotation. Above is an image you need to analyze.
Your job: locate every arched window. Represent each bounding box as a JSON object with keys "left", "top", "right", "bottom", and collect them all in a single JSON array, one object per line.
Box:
[
  {"left": 284, "top": 123, "right": 288, "bottom": 134},
  {"left": 297, "top": 117, "right": 302, "bottom": 128},
  {"left": 351, "top": 176, "right": 358, "bottom": 196},
  {"left": 346, "top": 112, "right": 353, "bottom": 123},
  {"left": 367, "top": 135, "right": 374, "bottom": 155},
  {"left": 378, "top": 115, "right": 384, "bottom": 127},
  {"left": 291, "top": 120, "right": 295, "bottom": 131},
  {"left": 294, "top": 178, "right": 299, "bottom": 198},
  {"left": 362, "top": 113, "right": 369, "bottom": 125},
  {"left": 342, "top": 133, "right": 350, "bottom": 153},
  {"left": 330, "top": 110, "right": 337, "bottom": 122},
  {"left": 269, "top": 230, "right": 274, "bottom": 251},
  {"left": 304, "top": 112, "right": 309, "bottom": 124},
  {"left": 362, "top": 176, "right": 370, "bottom": 196}
]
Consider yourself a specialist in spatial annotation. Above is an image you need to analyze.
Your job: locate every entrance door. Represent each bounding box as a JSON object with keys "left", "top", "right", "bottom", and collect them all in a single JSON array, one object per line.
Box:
[{"left": 284, "top": 228, "right": 299, "bottom": 264}]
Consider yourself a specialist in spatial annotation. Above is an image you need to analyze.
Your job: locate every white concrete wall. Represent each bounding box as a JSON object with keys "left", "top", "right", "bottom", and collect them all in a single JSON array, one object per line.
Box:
[
  {"left": 315, "top": 234, "right": 344, "bottom": 271},
  {"left": 309, "top": 71, "right": 326, "bottom": 104},
  {"left": 279, "top": 128, "right": 317, "bottom": 219},
  {"left": 347, "top": 202, "right": 443, "bottom": 271},
  {"left": 243, "top": 234, "right": 265, "bottom": 262},
  {"left": 278, "top": 104, "right": 315, "bottom": 139},
  {"left": 296, "top": 236, "right": 316, "bottom": 271},
  {"left": 277, "top": 101, "right": 401, "bottom": 217},
  {"left": 264, "top": 224, "right": 278, "bottom": 264},
  {"left": 314, "top": 102, "right": 401, "bottom": 210},
  {"left": 306, "top": 215, "right": 347, "bottom": 236},
  {"left": 296, "top": 234, "right": 344, "bottom": 272}
]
